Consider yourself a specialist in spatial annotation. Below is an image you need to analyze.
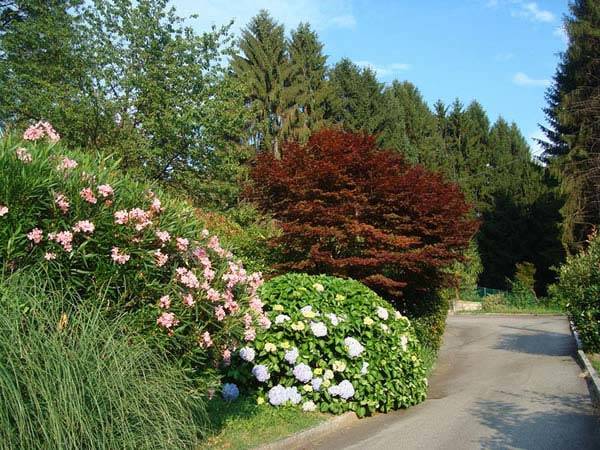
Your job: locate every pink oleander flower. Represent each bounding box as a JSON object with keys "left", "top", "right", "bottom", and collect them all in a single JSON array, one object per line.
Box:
[
  {"left": 114, "top": 210, "right": 129, "bottom": 225},
  {"left": 26, "top": 228, "right": 43, "bottom": 244},
  {"left": 207, "top": 235, "right": 226, "bottom": 257},
  {"left": 128, "top": 208, "right": 152, "bottom": 230},
  {"left": 222, "top": 349, "right": 232, "bottom": 366},
  {"left": 206, "top": 288, "right": 220, "bottom": 302},
  {"left": 159, "top": 295, "right": 171, "bottom": 309},
  {"left": 176, "top": 237, "right": 189, "bottom": 252},
  {"left": 16, "top": 147, "right": 32, "bottom": 163},
  {"left": 79, "top": 187, "right": 97, "bottom": 204},
  {"left": 154, "top": 249, "right": 168, "bottom": 267},
  {"left": 0, "top": 205, "right": 7, "bottom": 217},
  {"left": 259, "top": 314, "right": 272, "bottom": 329},
  {"left": 150, "top": 197, "right": 162, "bottom": 214},
  {"left": 176, "top": 267, "right": 200, "bottom": 289},
  {"left": 24, "top": 121, "right": 60, "bottom": 142},
  {"left": 215, "top": 305, "right": 226, "bottom": 321},
  {"left": 73, "top": 220, "right": 95, "bottom": 234},
  {"left": 157, "top": 312, "right": 179, "bottom": 330},
  {"left": 182, "top": 293, "right": 195, "bottom": 307},
  {"left": 44, "top": 252, "right": 57, "bottom": 261},
  {"left": 243, "top": 313, "right": 253, "bottom": 327},
  {"left": 200, "top": 331, "right": 213, "bottom": 348},
  {"left": 244, "top": 327, "right": 257, "bottom": 342},
  {"left": 155, "top": 230, "right": 171, "bottom": 243},
  {"left": 111, "top": 247, "right": 130, "bottom": 264},
  {"left": 97, "top": 184, "right": 114, "bottom": 198},
  {"left": 54, "top": 193, "right": 70, "bottom": 214},
  {"left": 203, "top": 266, "right": 215, "bottom": 282},
  {"left": 57, "top": 157, "right": 78, "bottom": 171},
  {"left": 53, "top": 231, "right": 73, "bottom": 252},
  {"left": 249, "top": 296, "right": 264, "bottom": 313}
]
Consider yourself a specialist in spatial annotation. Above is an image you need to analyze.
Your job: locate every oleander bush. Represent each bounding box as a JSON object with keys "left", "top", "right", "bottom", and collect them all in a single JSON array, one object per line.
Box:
[
  {"left": 549, "top": 232, "right": 600, "bottom": 351},
  {"left": 0, "top": 127, "right": 269, "bottom": 385},
  {"left": 0, "top": 271, "right": 204, "bottom": 450},
  {"left": 225, "top": 273, "right": 428, "bottom": 417}
]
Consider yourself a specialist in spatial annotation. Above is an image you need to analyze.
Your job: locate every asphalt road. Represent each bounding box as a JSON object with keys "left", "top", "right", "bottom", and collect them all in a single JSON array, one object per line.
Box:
[{"left": 308, "top": 315, "right": 600, "bottom": 450}]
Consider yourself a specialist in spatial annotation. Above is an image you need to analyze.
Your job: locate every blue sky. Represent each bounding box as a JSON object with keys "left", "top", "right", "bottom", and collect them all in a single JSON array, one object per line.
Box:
[{"left": 172, "top": 0, "right": 570, "bottom": 156}]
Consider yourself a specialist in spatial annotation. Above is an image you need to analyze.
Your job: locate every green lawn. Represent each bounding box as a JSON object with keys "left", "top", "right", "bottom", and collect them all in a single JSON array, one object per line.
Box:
[
  {"left": 458, "top": 305, "right": 564, "bottom": 315},
  {"left": 200, "top": 397, "right": 326, "bottom": 450},
  {"left": 587, "top": 354, "right": 600, "bottom": 375}
]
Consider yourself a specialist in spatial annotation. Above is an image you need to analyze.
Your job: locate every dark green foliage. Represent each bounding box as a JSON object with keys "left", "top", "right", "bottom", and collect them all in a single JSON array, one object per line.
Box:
[
  {"left": 408, "top": 291, "right": 450, "bottom": 354},
  {"left": 550, "top": 232, "right": 600, "bottom": 352}
]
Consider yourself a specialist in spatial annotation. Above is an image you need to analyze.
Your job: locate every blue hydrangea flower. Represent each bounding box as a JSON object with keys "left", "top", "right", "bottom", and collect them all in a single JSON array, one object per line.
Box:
[
  {"left": 239, "top": 346, "right": 255, "bottom": 362},
  {"left": 252, "top": 364, "right": 270, "bottom": 382},
  {"left": 293, "top": 363, "right": 313, "bottom": 383},
  {"left": 311, "top": 377, "right": 323, "bottom": 392},
  {"left": 222, "top": 383, "right": 239, "bottom": 401}
]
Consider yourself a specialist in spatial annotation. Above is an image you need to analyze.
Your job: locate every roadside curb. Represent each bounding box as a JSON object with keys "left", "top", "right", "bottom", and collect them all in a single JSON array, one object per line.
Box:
[
  {"left": 256, "top": 411, "right": 358, "bottom": 450},
  {"left": 569, "top": 320, "right": 600, "bottom": 407}
]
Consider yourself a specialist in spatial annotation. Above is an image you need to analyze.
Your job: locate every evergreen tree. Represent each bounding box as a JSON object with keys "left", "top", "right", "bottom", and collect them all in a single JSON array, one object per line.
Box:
[
  {"left": 326, "top": 58, "right": 386, "bottom": 134},
  {"left": 286, "top": 22, "right": 330, "bottom": 142},
  {"left": 232, "top": 10, "right": 291, "bottom": 158},
  {"left": 541, "top": 0, "right": 600, "bottom": 250}
]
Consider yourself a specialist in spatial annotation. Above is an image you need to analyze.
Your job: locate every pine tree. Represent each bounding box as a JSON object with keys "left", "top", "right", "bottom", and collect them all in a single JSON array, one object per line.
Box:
[
  {"left": 285, "top": 22, "right": 330, "bottom": 142},
  {"left": 541, "top": 0, "right": 600, "bottom": 250},
  {"left": 326, "top": 58, "right": 386, "bottom": 134},
  {"left": 232, "top": 10, "right": 291, "bottom": 158}
]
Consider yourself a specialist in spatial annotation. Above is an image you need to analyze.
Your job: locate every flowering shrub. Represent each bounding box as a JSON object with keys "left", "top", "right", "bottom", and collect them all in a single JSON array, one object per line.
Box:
[
  {"left": 0, "top": 129, "right": 268, "bottom": 385},
  {"left": 226, "top": 273, "right": 428, "bottom": 417}
]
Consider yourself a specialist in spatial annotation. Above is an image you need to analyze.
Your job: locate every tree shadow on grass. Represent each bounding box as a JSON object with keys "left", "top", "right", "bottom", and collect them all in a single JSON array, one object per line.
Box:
[
  {"left": 494, "top": 326, "right": 574, "bottom": 357},
  {"left": 470, "top": 392, "right": 600, "bottom": 450},
  {"left": 205, "top": 396, "right": 260, "bottom": 435}
]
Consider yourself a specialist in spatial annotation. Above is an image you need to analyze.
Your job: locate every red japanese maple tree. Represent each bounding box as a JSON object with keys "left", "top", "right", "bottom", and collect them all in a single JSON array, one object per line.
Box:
[{"left": 248, "top": 129, "right": 479, "bottom": 307}]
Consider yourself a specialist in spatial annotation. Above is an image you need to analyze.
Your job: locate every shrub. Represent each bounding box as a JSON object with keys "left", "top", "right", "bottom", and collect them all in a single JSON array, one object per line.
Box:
[
  {"left": 0, "top": 271, "right": 204, "bottom": 449},
  {"left": 0, "top": 130, "right": 269, "bottom": 384},
  {"left": 482, "top": 293, "right": 507, "bottom": 312},
  {"left": 247, "top": 128, "right": 478, "bottom": 314},
  {"left": 226, "top": 273, "right": 428, "bottom": 417},
  {"left": 549, "top": 232, "right": 600, "bottom": 351}
]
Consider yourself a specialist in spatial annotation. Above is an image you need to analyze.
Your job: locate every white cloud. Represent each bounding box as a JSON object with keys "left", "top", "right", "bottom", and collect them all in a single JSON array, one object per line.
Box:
[
  {"left": 512, "top": 2, "right": 555, "bottom": 23},
  {"left": 512, "top": 72, "right": 551, "bottom": 87},
  {"left": 171, "top": 0, "right": 356, "bottom": 34},
  {"left": 355, "top": 61, "right": 411, "bottom": 78}
]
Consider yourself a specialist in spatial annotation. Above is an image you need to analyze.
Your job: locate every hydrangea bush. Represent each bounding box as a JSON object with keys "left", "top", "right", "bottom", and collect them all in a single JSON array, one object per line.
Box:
[
  {"left": 226, "top": 273, "right": 428, "bottom": 417},
  {"left": 0, "top": 126, "right": 269, "bottom": 385}
]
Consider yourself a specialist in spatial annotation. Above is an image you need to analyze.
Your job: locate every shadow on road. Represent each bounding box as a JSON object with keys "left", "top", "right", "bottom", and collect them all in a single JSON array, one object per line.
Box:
[
  {"left": 494, "top": 328, "right": 574, "bottom": 357},
  {"left": 470, "top": 393, "right": 600, "bottom": 449}
]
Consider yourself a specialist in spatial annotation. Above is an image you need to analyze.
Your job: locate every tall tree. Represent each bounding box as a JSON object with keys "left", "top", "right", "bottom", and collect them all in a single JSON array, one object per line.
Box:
[
  {"left": 541, "top": 0, "right": 600, "bottom": 250},
  {"left": 326, "top": 58, "right": 386, "bottom": 134},
  {"left": 232, "top": 10, "right": 290, "bottom": 158},
  {"left": 285, "top": 22, "right": 330, "bottom": 142}
]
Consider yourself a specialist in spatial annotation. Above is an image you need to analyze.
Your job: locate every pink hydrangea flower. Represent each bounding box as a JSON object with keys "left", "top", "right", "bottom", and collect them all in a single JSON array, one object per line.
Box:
[
  {"left": 114, "top": 210, "right": 129, "bottom": 225},
  {"left": 57, "top": 157, "right": 78, "bottom": 171},
  {"left": 155, "top": 230, "right": 171, "bottom": 243},
  {"left": 79, "top": 188, "right": 97, "bottom": 204},
  {"left": 16, "top": 147, "right": 32, "bottom": 163},
  {"left": 73, "top": 220, "right": 95, "bottom": 234},
  {"left": 176, "top": 237, "right": 189, "bottom": 252},
  {"left": 26, "top": 228, "right": 43, "bottom": 244},
  {"left": 182, "top": 293, "right": 195, "bottom": 307},
  {"left": 44, "top": 252, "right": 57, "bottom": 261},
  {"left": 54, "top": 193, "right": 70, "bottom": 214},
  {"left": 0, "top": 205, "right": 7, "bottom": 217},
  {"left": 154, "top": 249, "right": 168, "bottom": 267},
  {"left": 157, "top": 312, "right": 179, "bottom": 330},
  {"left": 159, "top": 295, "right": 171, "bottom": 309},
  {"left": 97, "top": 184, "right": 114, "bottom": 198},
  {"left": 111, "top": 247, "right": 130, "bottom": 264},
  {"left": 200, "top": 331, "right": 213, "bottom": 348}
]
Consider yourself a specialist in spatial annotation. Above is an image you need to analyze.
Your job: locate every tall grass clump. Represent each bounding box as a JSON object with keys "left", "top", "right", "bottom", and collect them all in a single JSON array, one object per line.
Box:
[{"left": 0, "top": 271, "right": 205, "bottom": 450}]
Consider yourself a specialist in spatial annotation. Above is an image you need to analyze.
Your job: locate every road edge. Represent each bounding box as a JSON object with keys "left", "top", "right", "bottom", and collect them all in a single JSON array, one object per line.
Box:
[
  {"left": 256, "top": 411, "right": 358, "bottom": 450},
  {"left": 569, "top": 320, "right": 600, "bottom": 407}
]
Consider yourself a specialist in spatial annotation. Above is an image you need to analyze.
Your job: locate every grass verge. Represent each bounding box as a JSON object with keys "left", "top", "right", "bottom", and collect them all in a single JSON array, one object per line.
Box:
[{"left": 201, "top": 397, "right": 326, "bottom": 450}]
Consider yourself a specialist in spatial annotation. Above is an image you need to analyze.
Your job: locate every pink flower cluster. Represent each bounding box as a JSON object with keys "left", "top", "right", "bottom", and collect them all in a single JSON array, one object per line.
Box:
[
  {"left": 176, "top": 267, "right": 200, "bottom": 289},
  {"left": 16, "top": 147, "right": 32, "bottom": 163},
  {"left": 26, "top": 228, "right": 43, "bottom": 244},
  {"left": 23, "top": 121, "right": 60, "bottom": 142},
  {"left": 57, "top": 157, "right": 78, "bottom": 171},
  {"left": 79, "top": 188, "right": 97, "bottom": 204},
  {"left": 0, "top": 205, "right": 7, "bottom": 217},
  {"left": 114, "top": 207, "right": 153, "bottom": 231},
  {"left": 54, "top": 193, "right": 70, "bottom": 214},
  {"left": 97, "top": 184, "right": 114, "bottom": 198},
  {"left": 48, "top": 231, "right": 73, "bottom": 252},
  {"left": 157, "top": 312, "right": 179, "bottom": 330},
  {"left": 111, "top": 247, "right": 130, "bottom": 264},
  {"left": 154, "top": 249, "right": 168, "bottom": 267},
  {"left": 73, "top": 220, "right": 95, "bottom": 234}
]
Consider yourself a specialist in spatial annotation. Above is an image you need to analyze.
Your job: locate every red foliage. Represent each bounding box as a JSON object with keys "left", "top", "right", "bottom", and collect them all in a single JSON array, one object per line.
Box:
[{"left": 247, "top": 129, "right": 479, "bottom": 305}]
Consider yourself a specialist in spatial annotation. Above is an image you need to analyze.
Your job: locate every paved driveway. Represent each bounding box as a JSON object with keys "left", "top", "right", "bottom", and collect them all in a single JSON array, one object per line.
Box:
[{"left": 309, "top": 315, "right": 600, "bottom": 450}]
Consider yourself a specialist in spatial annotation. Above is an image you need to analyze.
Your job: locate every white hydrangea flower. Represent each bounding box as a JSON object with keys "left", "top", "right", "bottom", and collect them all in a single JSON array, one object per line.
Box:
[
  {"left": 275, "top": 314, "right": 291, "bottom": 325},
  {"left": 326, "top": 313, "right": 340, "bottom": 326},
  {"left": 400, "top": 334, "right": 408, "bottom": 351},
  {"left": 239, "top": 346, "right": 255, "bottom": 362},
  {"left": 302, "top": 400, "right": 317, "bottom": 412},
  {"left": 310, "top": 321, "right": 327, "bottom": 337},
  {"left": 313, "top": 283, "right": 325, "bottom": 292},
  {"left": 360, "top": 361, "right": 369, "bottom": 375},
  {"left": 344, "top": 337, "right": 365, "bottom": 358},
  {"left": 376, "top": 306, "right": 389, "bottom": 320}
]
